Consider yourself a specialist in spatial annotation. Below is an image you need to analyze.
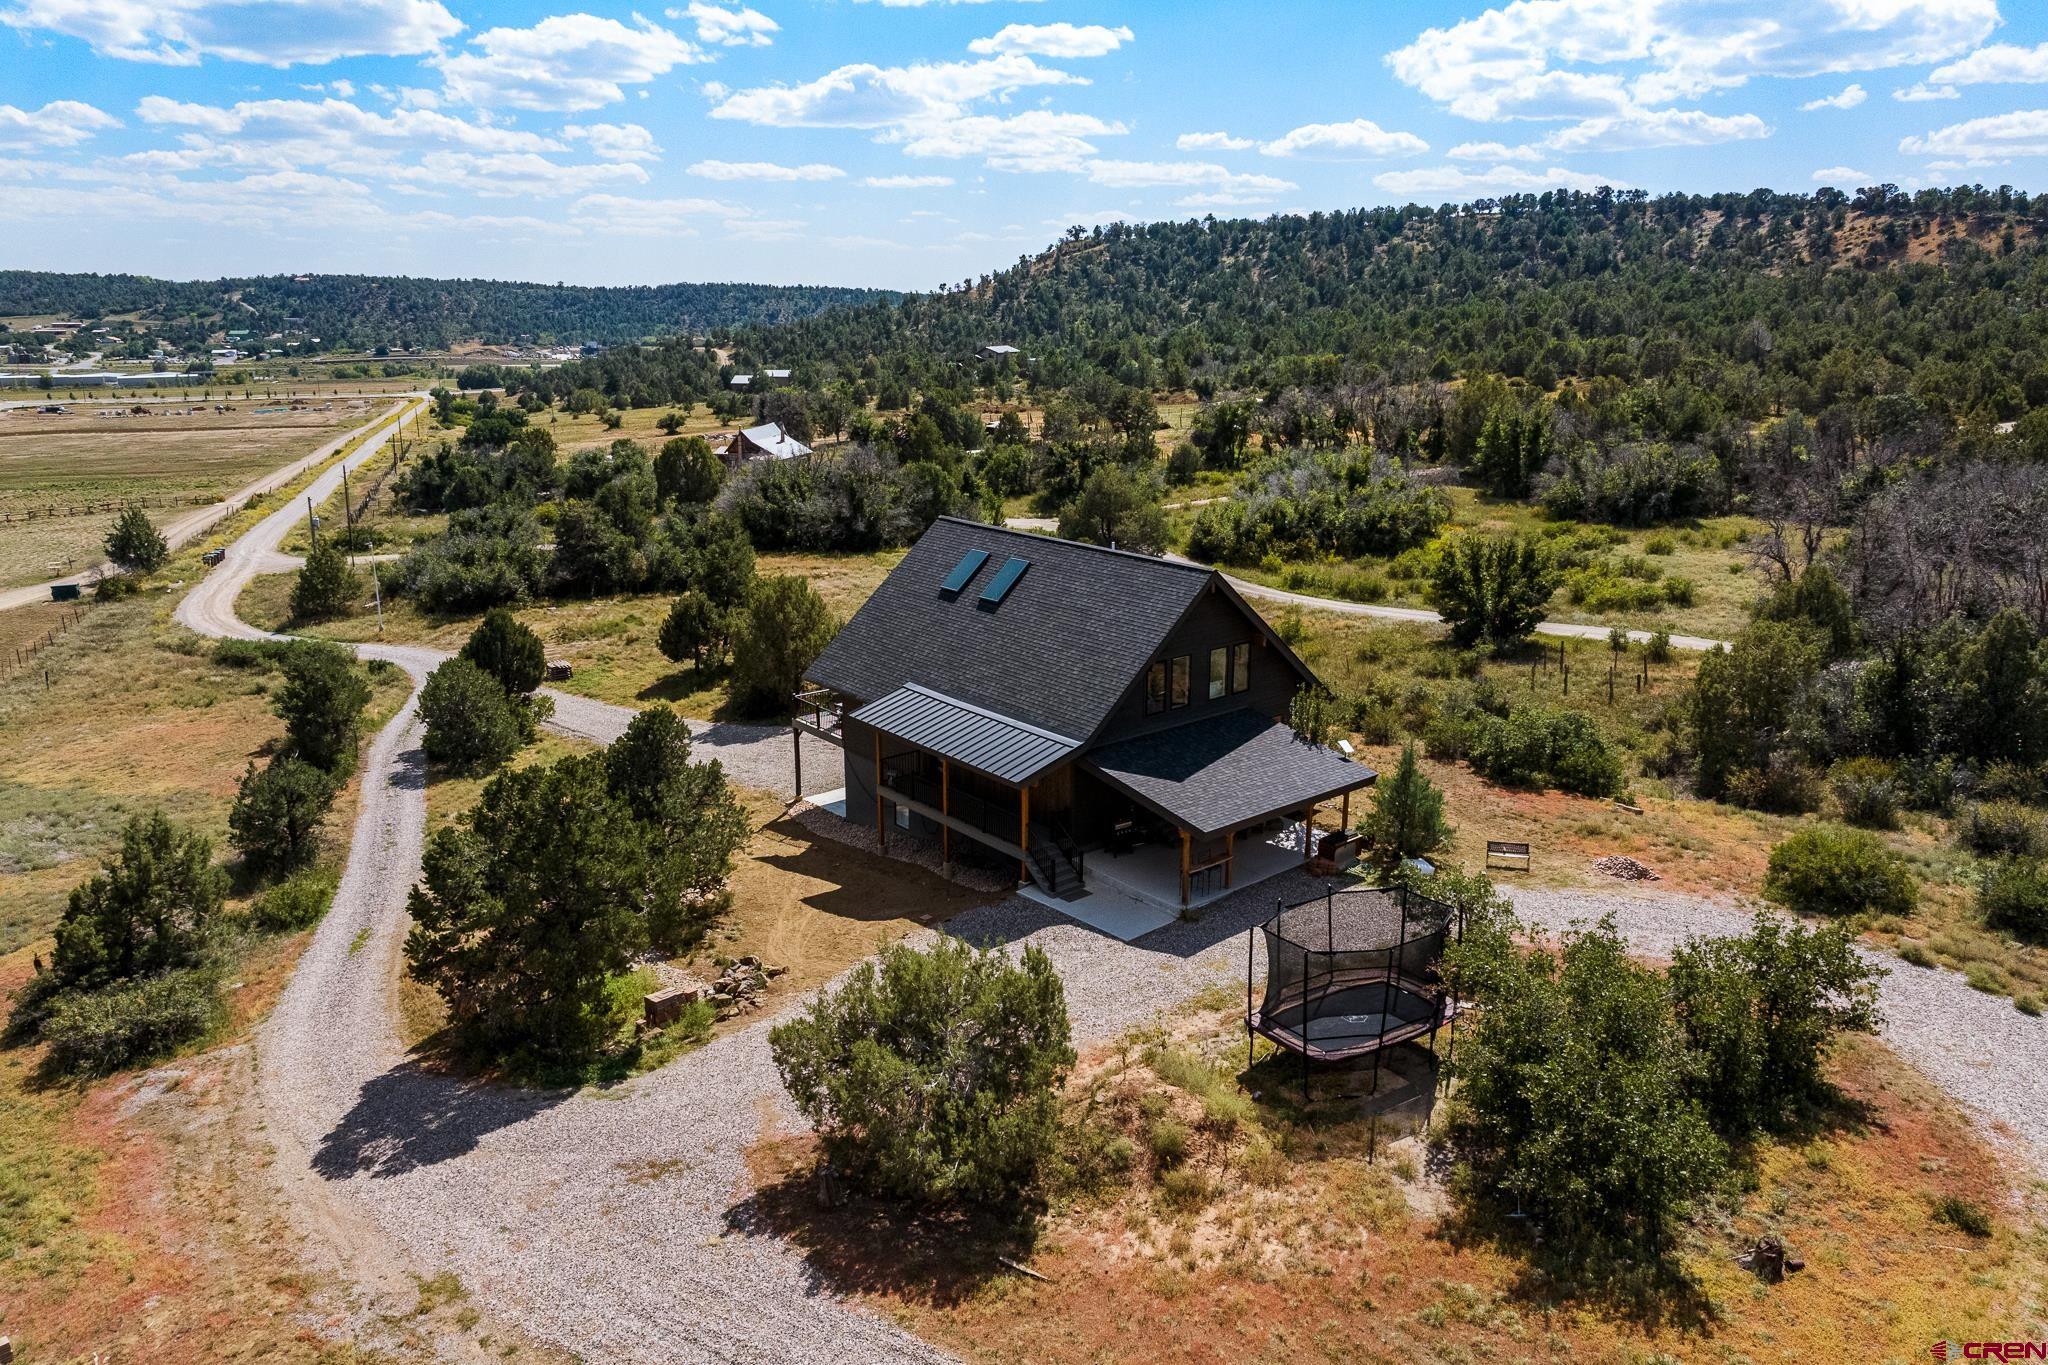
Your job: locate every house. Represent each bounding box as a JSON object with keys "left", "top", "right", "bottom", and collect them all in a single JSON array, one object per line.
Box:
[
  {"left": 977, "top": 343, "right": 1021, "bottom": 361},
  {"left": 722, "top": 422, "right": 812, "bottom": 462},
  {"left": 763, "top": 368, "right": 792, "bottom": 385},
  {"left": 729, "top": 373, "right": 753, "bottom": 389},
  {"left": 796, "top": 519, "right": 1376, "bottom": 912}
]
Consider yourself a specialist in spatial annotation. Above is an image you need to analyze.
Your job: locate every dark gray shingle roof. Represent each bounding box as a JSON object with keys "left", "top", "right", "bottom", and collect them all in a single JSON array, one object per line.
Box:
[
  {"left": 852, "top": 684, "right": 1078, "bottom": 784},
  {"left": 1082, "top": 708, "right": 1377, "bottom": 836},
  {"left": 808, "top": 518, "right": 1215, "bottom": 742}
]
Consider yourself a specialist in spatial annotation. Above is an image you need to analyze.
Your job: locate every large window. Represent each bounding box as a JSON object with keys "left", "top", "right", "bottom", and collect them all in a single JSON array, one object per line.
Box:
[
  {"left": 1209, "top": 647, "right": 1228, "bottom": 700},
  {"left": 1146, "top": 661, "right": 1166, "bottom": 714},
  {"left": 1232, "top": 642, "right": 1250, "bottom": 694},
  {"left": 1171, "top": 655, "right": 1190, "bottom": 708}
]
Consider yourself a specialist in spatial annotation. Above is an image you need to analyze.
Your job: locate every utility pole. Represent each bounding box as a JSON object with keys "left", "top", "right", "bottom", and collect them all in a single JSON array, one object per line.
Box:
[
  {"left": 371, "top": 564, "right": 384, "bottom": 634},
  {"left": 305, "top": 495, "right": 317, "bottom": 549}
]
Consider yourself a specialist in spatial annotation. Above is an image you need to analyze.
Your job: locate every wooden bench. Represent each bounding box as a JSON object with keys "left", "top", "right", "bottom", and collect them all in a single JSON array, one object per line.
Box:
[{"left": 1485, "top": 839, "right": 1532, "bottom": 871}]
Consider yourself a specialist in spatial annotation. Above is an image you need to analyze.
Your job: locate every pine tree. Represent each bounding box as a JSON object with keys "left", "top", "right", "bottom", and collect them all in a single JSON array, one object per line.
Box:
[
  {"left": 104, "top": 506, "right": 169, "bottom": 573},
  {"left": 1359, "top": 743, "right": 1448, "bottom": 870}
]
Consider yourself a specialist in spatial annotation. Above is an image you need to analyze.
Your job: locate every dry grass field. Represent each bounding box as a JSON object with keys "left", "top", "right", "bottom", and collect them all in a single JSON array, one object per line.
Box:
[
  {"left": 241, "top": 549, "right": 903, "bottom": 716},
  {"left": 751, "top": 1007, "right": 2045, "bottom": 1364},
  {"left": 541, "top": 403, "right": 738, "bottom": 456},
  {"left": 0, "top": 402, "right": 371, "bottom": 586}
]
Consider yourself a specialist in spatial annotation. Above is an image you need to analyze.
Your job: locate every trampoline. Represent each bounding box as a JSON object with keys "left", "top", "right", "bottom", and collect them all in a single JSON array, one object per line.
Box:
[{"left": 1247, "top": 883, "right": 1459, "bottom": 1092}]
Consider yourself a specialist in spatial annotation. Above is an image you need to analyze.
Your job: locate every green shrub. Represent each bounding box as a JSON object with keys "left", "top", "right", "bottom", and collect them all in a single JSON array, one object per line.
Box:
[
  {"left": 1897, "top": 942, "right": 1935, "bottom": 968},
  {"left": 252, "top": 867, "right": 338, "bottom": 932},
  {"left": 1977, "top": 762, "right": 2043, "bottom": 804},
  {"left": 1148, "top": 1118, "right": 1192, "bottom": 1168},
  {"left": 39, "top": 968, "right": 224, "bottom": 1077},
  {"left": 1644, "top": 534, "right": 1676, "bottom": 555},
  {"left": 1667, "top": 913, "right": 1882, "bottom": 1139},
  {"left": 1932, "top": 1195, "right": 1993, "bottom": 1238},
  {"left": 1661, "top": 576, "right": 1697, "bottom": 607},
  {"left": 1470, "top": 706, "right": 1623, "bottom": 797},
  {"left": 728, "top": 575, "right": 837, "bottom": 718},
  {"left": 1980, "top": 858, "right": 2048, "bottom": 944},
  {"left": 768, "top": 938, "right": 1074, "bottom": 1206},
  {"left": 418, "top": 656, "right": 528, "bottom": 772},
  {"left": 1156, "top": 1166, "right": 1212, "bottom": 1212},
  {"left": 290, "top": 540, "right": 362, "bottom": 622},
  {"left": 1763, "top": 825, "right": 1918, "bottom": 919},
  {"left": 1829, "top": 757, "right": 1902, "bottom": 829},
  {"left": 1955, "top": 801, "right": 2046, "bottom": 859},
  {"left": 94, "top": 572, "right": 141, "bottom": 600},
  {"left": 229, "top": 757, "right": 338, "bottom": 872},
  {"left": 1645, "top": 628, "right": 1673, "bottom": 663}
]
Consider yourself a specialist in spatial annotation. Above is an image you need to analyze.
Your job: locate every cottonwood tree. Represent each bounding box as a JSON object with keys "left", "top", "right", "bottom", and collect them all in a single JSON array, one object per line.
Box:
[
  {"left": 1058, "top": 465, "right": 1169, "bottom": 555},
  {"left": 1427, "top": 535, "right": 1557, "bottom": 652}
]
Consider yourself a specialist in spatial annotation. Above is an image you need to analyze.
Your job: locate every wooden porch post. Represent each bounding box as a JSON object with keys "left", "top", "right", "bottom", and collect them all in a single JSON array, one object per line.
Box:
[
  {"left": 1180, "top": 829, "right": 1192, "bottom": 905},
  {"left": 873, "top": 731, "right": 885, "bottom": 851},
  {"left": 1224, "top": 828, "right": 1235, "bottom": 888},
  {"left": 1019, "top": 785, "right": 1032, "bottom": 884},
  {"left": 1340, "top": 789, "right": 1350, "bottom": 832},
  {"left": 940, "top": 758, "right": 951, "bottom": 868}
]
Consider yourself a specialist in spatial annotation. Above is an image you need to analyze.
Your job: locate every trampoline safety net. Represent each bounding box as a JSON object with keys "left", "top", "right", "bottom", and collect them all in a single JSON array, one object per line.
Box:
[{"left": 1253, "top": 884, "right": 1457, "bottom": 1060}]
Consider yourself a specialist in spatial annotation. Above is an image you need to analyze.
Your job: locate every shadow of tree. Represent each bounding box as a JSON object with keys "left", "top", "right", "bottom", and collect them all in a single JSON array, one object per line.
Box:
[
  {"left": 725, "top": 1137, "right": 1041, "bottom": 1310},
  {"left": 311, "top": 1059, "right": 570, "bottom": 1180}
]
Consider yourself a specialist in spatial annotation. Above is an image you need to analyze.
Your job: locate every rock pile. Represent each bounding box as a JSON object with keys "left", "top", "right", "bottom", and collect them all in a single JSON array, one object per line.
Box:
[
  {"left": 709, "top": 955, "right": 787, "bottom": 1018},
  {"left": 1591, "top": 854, "right": 1660, "bottom": 881}
]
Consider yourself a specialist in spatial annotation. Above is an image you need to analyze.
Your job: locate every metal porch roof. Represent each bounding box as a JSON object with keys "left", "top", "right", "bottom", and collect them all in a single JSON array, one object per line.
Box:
[{"left": 852, "top": 683, "right": 1080, "bottom": 786}]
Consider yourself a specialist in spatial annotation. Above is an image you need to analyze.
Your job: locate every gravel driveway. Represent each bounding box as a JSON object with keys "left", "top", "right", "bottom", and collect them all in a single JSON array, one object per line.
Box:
[{"left": 179, "top": 406, "right": 2048, "bottom": 1360}]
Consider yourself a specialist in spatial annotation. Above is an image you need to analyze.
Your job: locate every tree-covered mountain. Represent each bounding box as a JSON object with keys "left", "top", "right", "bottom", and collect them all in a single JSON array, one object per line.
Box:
[
  {"left": 0, "top": 270, "right": 893, "bottom": 354},
  {"left": 672, "top": 184, "right": 2046, "bottom": 427}
]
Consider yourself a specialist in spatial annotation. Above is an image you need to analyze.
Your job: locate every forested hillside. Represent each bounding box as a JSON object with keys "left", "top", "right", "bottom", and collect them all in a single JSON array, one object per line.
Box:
[
  {"left": 0, "top": 271, "right": 893, "bottom": 354},
  {"left": 685, "top": 184, "right": 2048, "bottom": 426}
]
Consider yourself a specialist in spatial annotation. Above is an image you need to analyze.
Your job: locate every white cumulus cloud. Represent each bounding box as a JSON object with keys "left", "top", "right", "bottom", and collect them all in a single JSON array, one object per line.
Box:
[
  {"left": 865, "top": 173, "right": 954, "bottom": 187},
  {"left": 1260, "top": 118, "right": 1428, "bottom": 160},
  {"left": 687, "top": 158, "right": 844, "bottom": 180},
  {"left": 1801, "top": 83, "right": 1866, "bottom": 111},
  {"left": 1812, "top": 165, "right": 1872, "bottom": 183},
  {"left": 1929, "top": 42, "right": 2048, "bottom": 88},
  {"left": 968, "top": 22, "right": 1131, "bottom": 59},
  {"left": 0, "top": 0, "right": 461, "bottom": 66},
  {"left": 1176, "top": 131, "right": 1252, "bottom": 151},
  {"left": 0, "top": 99, "right": 120, "bottom": 149},
  {"left": 438, "top": 14, "right": 704, "bottom": 112},
  {"left": 673, "top": 1, "right": 777, "bottom": 48},
  {"left": 1900, "top": 109, "right": 2048, "bottom": 160}
]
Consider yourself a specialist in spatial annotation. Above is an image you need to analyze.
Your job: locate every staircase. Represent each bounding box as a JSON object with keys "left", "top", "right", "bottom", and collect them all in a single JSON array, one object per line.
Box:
[{"left": 1028, "top": 825, "right": 1087, "bottom": 901}]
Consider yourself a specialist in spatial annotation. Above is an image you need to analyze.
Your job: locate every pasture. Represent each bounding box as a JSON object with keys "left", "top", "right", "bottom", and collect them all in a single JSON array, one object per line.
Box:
[{"left": 0, "top": 403, "right": 367, "bottom": 587}]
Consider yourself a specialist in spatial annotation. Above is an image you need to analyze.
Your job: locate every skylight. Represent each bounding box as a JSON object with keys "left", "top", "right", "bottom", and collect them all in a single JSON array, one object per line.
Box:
[
  {"left": 941, "top": 548, "right": 989, "bottom": 594},
  {"left": 980, "top": 556, "right": 1030, "bottom": 605}
]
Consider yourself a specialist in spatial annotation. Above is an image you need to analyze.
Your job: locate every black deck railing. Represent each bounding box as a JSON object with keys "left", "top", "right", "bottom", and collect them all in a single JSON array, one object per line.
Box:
[{"left": 880, "top": 763, "right": 1022, "bottom": 847}]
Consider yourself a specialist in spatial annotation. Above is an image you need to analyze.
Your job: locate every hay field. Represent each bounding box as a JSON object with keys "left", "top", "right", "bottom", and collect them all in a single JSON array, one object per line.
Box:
[{"left": 0, "top": 403, "right": 365, "bottom": 587}]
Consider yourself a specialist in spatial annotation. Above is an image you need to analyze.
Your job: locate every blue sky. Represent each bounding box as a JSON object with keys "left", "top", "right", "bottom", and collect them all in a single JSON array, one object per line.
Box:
[{"left": 5, "top": 0, "right": 2048, "bottom": 289}]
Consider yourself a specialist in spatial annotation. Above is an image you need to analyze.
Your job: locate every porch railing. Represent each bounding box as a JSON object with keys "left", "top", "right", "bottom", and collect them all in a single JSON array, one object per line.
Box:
[{"left": 880, "top": 762, "right": 1021, "bottom": 847}]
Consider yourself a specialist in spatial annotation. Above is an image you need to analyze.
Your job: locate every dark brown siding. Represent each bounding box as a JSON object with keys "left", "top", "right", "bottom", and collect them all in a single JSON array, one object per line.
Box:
[{"left": 1096, "top": 586, "right": 1299, "bottom": 745}]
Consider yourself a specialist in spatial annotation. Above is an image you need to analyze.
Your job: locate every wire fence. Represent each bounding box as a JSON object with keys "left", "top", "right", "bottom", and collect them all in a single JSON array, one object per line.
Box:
[{"left": 3, "top": 604, "right": 88, "bottom": 683}]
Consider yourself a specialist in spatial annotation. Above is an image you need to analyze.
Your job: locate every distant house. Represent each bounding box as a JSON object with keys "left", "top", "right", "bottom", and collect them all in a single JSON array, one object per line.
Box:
[
  {"left": 722, "top": 422, "right": 812, "bottom": 462},
  {"left": 977, "top": 344, "right": 1021, "bottom": 361},
  {"left": 796, "top": 520, "right": 1376, "bottom": 907},
  {"left": 763, "top": 368, "right": 792, "bottom": 384},
  {"left": 729, "top": 373, "right": 753, "bottom": 389}
]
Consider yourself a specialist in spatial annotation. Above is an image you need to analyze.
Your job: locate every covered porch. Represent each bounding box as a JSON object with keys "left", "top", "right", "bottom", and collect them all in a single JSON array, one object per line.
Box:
[{"left": 1081, "top": 707, "right": 1378, "bottom": 908}]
